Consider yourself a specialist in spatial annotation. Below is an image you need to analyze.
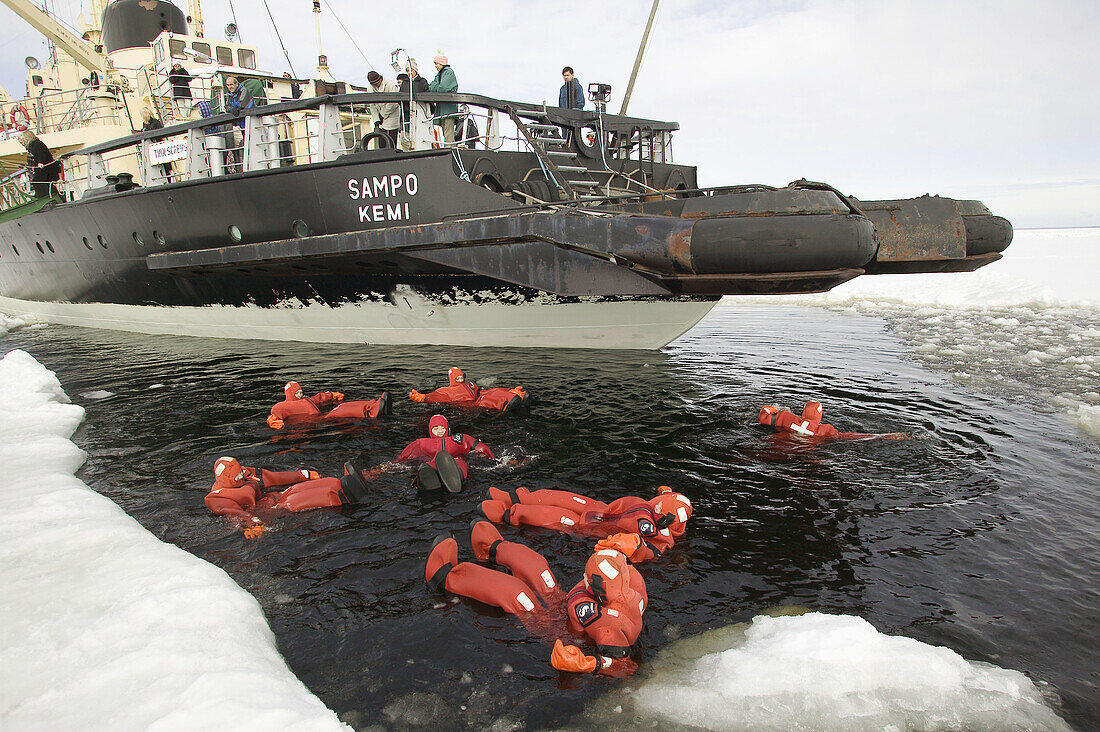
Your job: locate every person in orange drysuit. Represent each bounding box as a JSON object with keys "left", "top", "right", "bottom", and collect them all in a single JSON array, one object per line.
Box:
[
  {"left": 480, "top": 485, "right": 692, "bottom": 563},
  {"left": 551, "top": 533, "right": 648, "bottom": 675},
  {"left": 424, "top": 526, "right": 644, "bottom": 676},
  {"left": 757, "top": 401, "right": 908, "bottom": 440},
  {"left": 396, "top": 414, "right": 495, "bottom": 492},
  {"left": 408, "top": 367, "right": 528, "bottom": 413},
  {"left": 267, "top": 381, "right": 391, "bottom": 429},
  {"left": 204, "top": 456, "right": 375, "bottom": 537}
]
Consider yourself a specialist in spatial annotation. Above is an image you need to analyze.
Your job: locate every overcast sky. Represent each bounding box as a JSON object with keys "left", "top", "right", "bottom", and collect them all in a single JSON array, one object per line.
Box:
[{"left": 1, "top": 0, "right": 1096, "bottom": 227}]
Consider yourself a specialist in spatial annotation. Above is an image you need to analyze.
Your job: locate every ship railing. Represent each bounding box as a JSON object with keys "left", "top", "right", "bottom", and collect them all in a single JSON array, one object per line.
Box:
[
  {"left": 0, "top": 168, "right": 33, "bottom": 209},
  {"left": 56, "top": 92, "right": 680, "bottom": 198},
  {"left": 5, "top": 84, "right": 123, "bottom": 135}
]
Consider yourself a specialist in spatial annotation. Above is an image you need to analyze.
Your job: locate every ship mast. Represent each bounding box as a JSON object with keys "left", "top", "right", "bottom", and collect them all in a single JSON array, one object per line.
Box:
[
  {"left": 313, "top": 0, "right": 331, "bottom": 80},
  {"left": 0, "top": 0, "right": 107, "bottom": 72},
  {"left": 619, "top": 0, "right": 660, "bottom": 116},
  {"left": 187, "top": 0, "right": 204, "bottom": 37}
]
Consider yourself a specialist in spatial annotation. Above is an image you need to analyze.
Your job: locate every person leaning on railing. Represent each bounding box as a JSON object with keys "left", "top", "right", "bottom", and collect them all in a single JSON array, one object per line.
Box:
[
  {"left": 367, "top": 70, "right": 400, "bottom": 148},
  {"left": 169, "top": 63, "right": 193, "bottom": 118},
  {"left": 18, "top": 130, "right": 61, "bottom": 199}
]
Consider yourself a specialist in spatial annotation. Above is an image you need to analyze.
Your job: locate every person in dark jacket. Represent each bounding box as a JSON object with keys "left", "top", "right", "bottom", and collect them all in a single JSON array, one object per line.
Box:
[
  {"left": 168, "top": 63, "right": 193, "bottom": 116},
  {"left": 558, "top": 66, "right": 585, "bottom": 110},
  {"left": 398, "top": 61, "right": 430, "bottom": 150},
  {"left": 428, "top": 52, "right": 459, "bottom": 144},
  {"left": 19, "top": 130, "right": 60, "bottom": 198}
]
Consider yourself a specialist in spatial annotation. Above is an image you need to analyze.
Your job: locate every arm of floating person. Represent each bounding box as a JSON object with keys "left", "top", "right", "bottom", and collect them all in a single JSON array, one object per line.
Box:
[
  {"left": 259, "top": 468, "right": 320, "bottom": 488},
  {"left": 468, "top": 436, "right": 495, "bottom": 460},
  {"left": 204, "top": 493, "right": 263, "bottom": 526},
  {"left": 550, "top": 639, "right": 638, "bottom": 677},
  {"left": 396, "top": 440, "right": 428, "bottom": 463}
]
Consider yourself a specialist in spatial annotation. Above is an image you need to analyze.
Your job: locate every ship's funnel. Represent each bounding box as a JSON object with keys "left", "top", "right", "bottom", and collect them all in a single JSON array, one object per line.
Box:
[{"left": 101, "top": 0, "right": 188, "bottom": 53}]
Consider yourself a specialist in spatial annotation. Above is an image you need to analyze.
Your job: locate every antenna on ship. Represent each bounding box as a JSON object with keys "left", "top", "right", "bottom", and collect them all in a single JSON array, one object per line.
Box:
[
  {"left": 619, "top": 0, "right": 660, "bottom": 116},
  {"left": 313, "top": 0, "right": 331, "bottom": 80}
]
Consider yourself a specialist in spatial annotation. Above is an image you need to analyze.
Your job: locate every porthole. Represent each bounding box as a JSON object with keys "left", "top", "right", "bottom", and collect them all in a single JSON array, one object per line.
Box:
[
  {"left": 291, "top": 219, "right": 309, "bottom": 238},
  {"left": 83, "top": 236, "right": 92, "bottom": 250},
  {"left": 228, "top": 225, "right": 242, "bottom": 243},
  {"left": 98, "top": 235, "right": 107, "bottom": 248},
  {"left": 36, "top": 241, "right": 44, "bottom": 253},
  {"left": 133, "top": 232, "right": 145, "bottom": 247},
  {"left": 153, "top": 230, "right": 166, "bottom": 246},
  {"left": 45, "top": 240, "right": 55, "bottom": 253}
]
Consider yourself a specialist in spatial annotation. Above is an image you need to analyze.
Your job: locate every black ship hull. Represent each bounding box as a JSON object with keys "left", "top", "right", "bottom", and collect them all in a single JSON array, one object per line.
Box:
[{"left": 1, "top": 148, "right": 882, "bottom": 348}]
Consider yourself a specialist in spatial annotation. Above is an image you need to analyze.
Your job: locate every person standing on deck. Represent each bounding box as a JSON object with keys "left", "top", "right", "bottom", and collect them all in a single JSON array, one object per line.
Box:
[
  {"left": 19, "top": 131, "right": 60, "bottom": 199},
  {"left": 428, "top": 53, "right": 459, "bottom": 144},
  {"left": 558, "top": 66, "right": 585, "bottom": 111},
  {"left": 367, "top": 70, "right": 400, "bottom": 148}
]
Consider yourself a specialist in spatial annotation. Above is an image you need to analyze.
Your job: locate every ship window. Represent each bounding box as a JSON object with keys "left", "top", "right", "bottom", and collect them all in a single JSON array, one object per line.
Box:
[
  {"left": 98, "top": 235, "right": 107, "bottom": 248},
  {"left": 83, "top": 236, "right": 92, "bottom": 250},
  {"left": 31, "top": 75, "right": 43, "bottom": 86},
  {"left": 169, "top": 39, "right": 187, "bottom": 60},
  {"left": 228, "top": 225, "right": 242, "bottom": 242},
  {"left": 153, "top": 230, "right": 165, "bottom": 246},
  {"left": 192, "top": 42, "right": 212, "bottom": 63},
  {"left": 36, "top": 242, "right": 44, "bottom": 253},
  {"left": 237, "top": 49, "right": 256, "bottom": 69},
  {"left": 216, "top": 46, "right": 233, "bottom": 66},
  {"left": 45, "top": 240, "right": 54, "bottom": 253},
  {"left": 154, "top": 43, "right": 164, "bottom": 63},
  {"left": 133, "top": 232, "right": 145, "bottom": 247},
  {"left": 292, "top": 220, "right": 309, "bottom": 238}
]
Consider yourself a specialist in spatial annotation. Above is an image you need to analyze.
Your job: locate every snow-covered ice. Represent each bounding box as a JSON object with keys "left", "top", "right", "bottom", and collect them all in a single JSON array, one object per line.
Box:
[
  {"left": 628, "top": 612, "right": 1069, "bottom": 731},
  {"left": 0, "top": 349, "right": 347, "bottom": 731}
]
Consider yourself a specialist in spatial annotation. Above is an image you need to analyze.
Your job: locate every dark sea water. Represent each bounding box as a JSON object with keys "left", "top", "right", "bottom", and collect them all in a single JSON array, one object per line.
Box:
[{"left": 3, "top": 302, "right": 1098, "bottom": 730}]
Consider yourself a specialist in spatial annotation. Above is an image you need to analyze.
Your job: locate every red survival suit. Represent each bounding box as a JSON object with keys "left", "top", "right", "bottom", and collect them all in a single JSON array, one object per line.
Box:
[
  {"left": 409, "top": 367, "right": 528, "bottom": 413},
  {"left": 758, "top": 401, "right": 907, "bottom": 440},
  {"left": 267, "top": 381, "right": 389, "bottom": 429},
  {"left": 424, "top": 525, "right": 643, "bottom": 675},
  {"left": 552, "top": 533, "right": 648, "bottom": 675},
  {"left": 481, "top": 485, "right": 692, "bottom": 563},
  {"left": 396, "top": 414, "right": 495, "bottom": 481},
  {"left": 204, "top": 456, "right": 374, "bottom": 535}
]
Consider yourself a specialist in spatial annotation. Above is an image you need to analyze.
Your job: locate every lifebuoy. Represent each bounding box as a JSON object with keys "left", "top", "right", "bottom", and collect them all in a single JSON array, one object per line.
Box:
[{"left": 9, "top": 104, "right": 31, "bottom": 132}]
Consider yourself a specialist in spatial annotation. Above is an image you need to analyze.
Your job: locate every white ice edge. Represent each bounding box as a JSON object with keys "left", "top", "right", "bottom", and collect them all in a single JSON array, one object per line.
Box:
[
  {"left": 632, "top": 612, "right": 1070, "bottom": 731},
  {"left": 0, "top": 349, "right": 347, "bottom": 731}
]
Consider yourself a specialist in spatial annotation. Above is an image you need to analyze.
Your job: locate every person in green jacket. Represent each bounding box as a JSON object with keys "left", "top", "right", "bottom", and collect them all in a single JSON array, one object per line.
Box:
[{"left": 428, "top": 52, "right": 459, "bottom": 144}]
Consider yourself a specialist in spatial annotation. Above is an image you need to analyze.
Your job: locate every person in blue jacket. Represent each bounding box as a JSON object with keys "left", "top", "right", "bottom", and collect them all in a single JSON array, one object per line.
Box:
[
  {"left": 223, "top": 76, "right": 255, "bottom": 172},
  {"left": 558, "top": 66, "right": 585, "bottom": 110}
]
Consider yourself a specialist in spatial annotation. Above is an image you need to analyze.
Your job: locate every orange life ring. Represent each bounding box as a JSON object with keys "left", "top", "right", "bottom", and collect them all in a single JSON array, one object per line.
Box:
[{"left": 9, "top": 104, "right": 31, "bottom": 132}]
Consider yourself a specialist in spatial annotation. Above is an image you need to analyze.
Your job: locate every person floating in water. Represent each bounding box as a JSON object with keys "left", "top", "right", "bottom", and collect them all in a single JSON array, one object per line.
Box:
[
  {"left": 267, "top": 381, "right": 391, "bottom": 429},
  {"left": 757, "top": 401, "right": 908, "bottom": 440},
  {"left": 408, "top": 367, "right": 528, "bottom": 413},
  {"left": 425, "top": 526, "right": 646, "bottom": 676},
  {"left": 396, "top": 414, "right": 495, "bottom": 492},
  {"left": 204, "top": 456, "right": 376, "bottom": 537},
  {"left": 481, "top": 485, "right": 692, "bottom": 563}
]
